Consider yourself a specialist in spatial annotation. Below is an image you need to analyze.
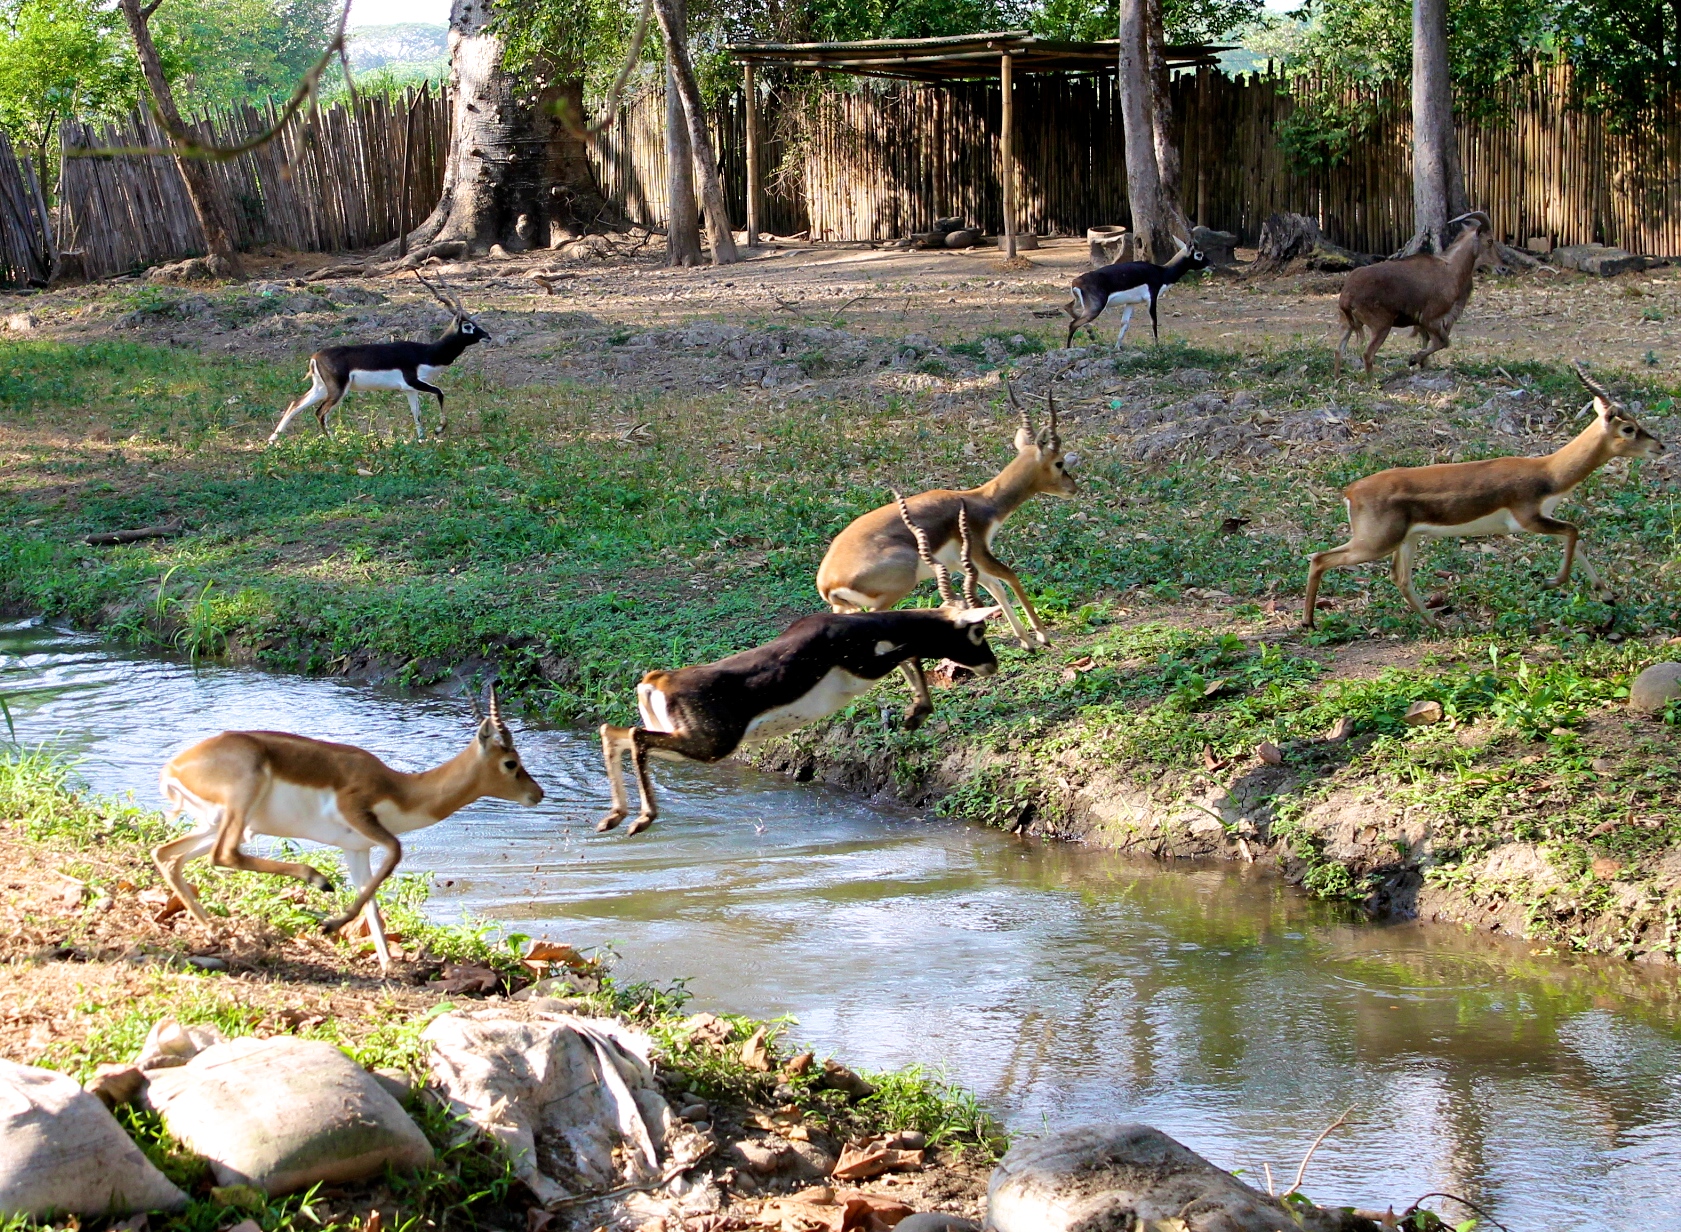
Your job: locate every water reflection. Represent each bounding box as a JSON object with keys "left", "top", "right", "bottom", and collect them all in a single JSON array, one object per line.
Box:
[{"left": 4, "top": 619, "right": 1679, "bottom": 1230}]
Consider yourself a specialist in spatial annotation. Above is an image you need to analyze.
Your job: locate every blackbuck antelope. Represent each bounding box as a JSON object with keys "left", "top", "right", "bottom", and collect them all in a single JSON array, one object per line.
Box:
[
  {"left": 1304, "top": 363, "right": 1665, "bottom": 628},
  {"left": 598, "top": 505, "right": 1001, "bottom": 836},
  {"left": 267, "top": 272, "right": 490, "bottom": 444},
  {"left": 817, "top": 381, "right": 1076, "bottom": 649},
  {"left": 1064, "top": 236, "right": 1210, "bottom": 348},
  {"left": 153, "top": 688, "right": 543, "bottom": 971},
  {"left": 1334, "top": 210, "right": 1493, "bottom": 378}
]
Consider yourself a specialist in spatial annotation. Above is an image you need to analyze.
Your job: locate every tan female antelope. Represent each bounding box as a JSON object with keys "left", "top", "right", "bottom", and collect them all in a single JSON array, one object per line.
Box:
[
  {"left": 154, "top": 688, "right": 544, "bottom": 971},
  {"left": 817, "top": 380, "right": 1077, "bottom": 649},
  {"left": 1304, "top": 363, "right": 1665, "bottom": 628},
  {"left": 598, "top": 504, "right": 1000, "bottom": 836}
]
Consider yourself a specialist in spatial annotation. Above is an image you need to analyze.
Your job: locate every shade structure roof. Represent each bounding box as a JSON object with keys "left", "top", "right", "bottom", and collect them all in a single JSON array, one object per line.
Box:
[{"left": 726, "top": 31, "right": 1226, "bottom": 82}]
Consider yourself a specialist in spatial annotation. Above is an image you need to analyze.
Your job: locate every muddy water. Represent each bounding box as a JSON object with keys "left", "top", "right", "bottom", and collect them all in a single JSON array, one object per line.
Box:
[{"left": 5, "top": 619, "right": 1681, "bottom": 1230}]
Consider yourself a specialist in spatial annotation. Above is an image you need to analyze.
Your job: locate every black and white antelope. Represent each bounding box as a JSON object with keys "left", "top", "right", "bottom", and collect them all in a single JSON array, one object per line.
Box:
[
  {"left": 267, "top": 272, "right": 490, "bottom": 444},
  {"left": 817, "top": 380, "right": 1076, "bottom": 649},
  {"left": 597, "top": 506, "right": 1001, "bottom": 836},
  {"left": 1064, "top": 236, "right": 1210, "bottom": 348}
]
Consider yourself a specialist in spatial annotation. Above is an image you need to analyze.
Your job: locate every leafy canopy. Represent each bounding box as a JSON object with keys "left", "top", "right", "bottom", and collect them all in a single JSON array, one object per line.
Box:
[{"left": 0, "top": 0, "right": 133, "bottom": 153}]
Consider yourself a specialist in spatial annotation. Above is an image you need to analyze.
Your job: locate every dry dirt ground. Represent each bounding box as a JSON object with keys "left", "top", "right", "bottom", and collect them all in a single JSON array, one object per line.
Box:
[{"left": 13, "top": 236, "right": 1681, "bottom": 396}]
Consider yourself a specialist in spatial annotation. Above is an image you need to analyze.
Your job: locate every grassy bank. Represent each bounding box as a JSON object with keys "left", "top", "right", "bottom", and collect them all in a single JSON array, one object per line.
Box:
[
  {"left": 0, "top": 749, "right": 1002, "bottom": 1230},
  {"left": 4, "top": 334, "right": 1681, "bottom": 961}
]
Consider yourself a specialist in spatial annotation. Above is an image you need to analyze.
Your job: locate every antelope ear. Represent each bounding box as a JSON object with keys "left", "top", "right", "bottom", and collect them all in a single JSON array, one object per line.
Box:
[
  {"left": 1595, "top": 396, "right": 1617, "bottom": 420},
  {"left": 1014, "top": 427, "right": 1034, "bottom": 451},
  {"left": 476, "top": 718, "right": 500, "bottom": 748},
  {"left": 954, "top": 605, "right": 1002, "bottom": 625}
]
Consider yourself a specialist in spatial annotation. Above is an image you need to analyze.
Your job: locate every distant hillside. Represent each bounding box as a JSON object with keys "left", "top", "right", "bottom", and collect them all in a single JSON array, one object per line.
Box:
[{"left": 346, "top": 23, "right": 448, "bottom": 78}]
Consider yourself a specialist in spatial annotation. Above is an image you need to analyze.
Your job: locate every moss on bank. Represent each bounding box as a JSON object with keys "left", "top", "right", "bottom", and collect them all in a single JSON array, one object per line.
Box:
[{"left": 4, "top": 336, "right": 1681, "bottom": 962}]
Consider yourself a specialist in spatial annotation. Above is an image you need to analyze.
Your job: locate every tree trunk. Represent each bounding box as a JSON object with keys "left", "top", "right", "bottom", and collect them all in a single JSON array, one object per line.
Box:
[
  {"left": 401, "top": 0, "right": 607, "bottom": 256},
  {"left": 650, "top": 0, "right": 738, "bottom": 265},
  {"left": 1404, "top": 0, "right": 1468, "bottom": 255},
  {"left": 1143, "top": 0, "right": 1190, "bottom": 243},
  {"left": 1118, "top": 0, "right": 1172, "bottom": 263},
  {"left": 116, "top": 0, "right": 242, "bottom": 277},
  {"left": 664, "top": 0, "right": 701, "bottom": 266}
]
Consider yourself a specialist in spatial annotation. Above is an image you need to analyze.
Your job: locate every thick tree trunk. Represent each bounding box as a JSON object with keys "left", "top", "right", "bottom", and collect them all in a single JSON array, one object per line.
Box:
[
  {"left": 1143, "top": 0, "right": 1191, "bottom": 242},
  {"left": 1404, "top": 0, "right": 1468, "bottom": 255},
  {"left": 664, "top": 0, "right": 702, "bottom": 266},
  {"left": 116, "top": 0, "right": 242, "bottom": 276},
  {"left": 402, "top": 0, "right": 607, "bottom": 256},
  {"left": 1118, "top": 0, "right": 1173, "bottom": 262},
  {"left": 650, "top": 0, "right": 738, "bottom": 265}
]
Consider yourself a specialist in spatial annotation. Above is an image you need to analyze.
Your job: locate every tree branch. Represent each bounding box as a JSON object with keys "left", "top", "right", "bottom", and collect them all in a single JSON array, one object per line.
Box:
[
  {"left": 69, "top": 0, "right": 354, "bottom": 162},
  {"left": 138, "top": 0, "right": 163, "bottom": 19}
]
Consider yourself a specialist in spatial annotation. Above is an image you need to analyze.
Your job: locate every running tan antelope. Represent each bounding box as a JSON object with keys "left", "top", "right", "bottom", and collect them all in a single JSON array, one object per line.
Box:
[
  {"left": 154, "top": 688, "right": 543, "bottom": 971},
  {"left": 1304, "top": 363, "right": 1665, "bottom": 628},
  {"left": 817, "top": 379, "right": 1077, "bottom": 649}
]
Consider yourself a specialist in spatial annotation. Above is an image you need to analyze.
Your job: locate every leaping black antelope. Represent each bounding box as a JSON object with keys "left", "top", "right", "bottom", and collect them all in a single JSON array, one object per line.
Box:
[
  {"left": 597, "top": 506, "right": 1001, "bottom": 836},
  {"left": 1304, "top": 363, "right": 1665, "bottom": 628},
  {"left": 267, "top": 272, "right": 490, "bottom": 444},
  {"left": 154, "top": 686, "right": 543, "bottom": 971},
  {"left": 1064, "top": 236, "right": 1210, "bottom": 348},
  {"left": 817, "top": 379, "right": 1077, "bottom": 649}
]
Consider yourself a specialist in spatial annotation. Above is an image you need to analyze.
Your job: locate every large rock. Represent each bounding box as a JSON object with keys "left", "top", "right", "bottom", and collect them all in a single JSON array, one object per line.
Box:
[
  {"left": 424, "top": 1010, "right": 712, "bottom": 1206},
  {"left": 1629, "top": 662, "right": 1681, "bottom": 715},
  {"left": 986, "top": 1124, "right": 1378, "bottom": 1232},
  {"left": 0, "top": 1059, "right": 187, "bottom": 1218},
  {"left": 1551, "top": 243, "right": 1646, "bottom": 277},
  {"left": 142, "top": 1036, "right": 432, "bottom": 1194}
]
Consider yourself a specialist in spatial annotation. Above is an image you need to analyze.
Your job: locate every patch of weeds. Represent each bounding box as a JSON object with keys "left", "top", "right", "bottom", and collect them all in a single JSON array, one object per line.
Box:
[
  {"left": 948, "top": 331, "right": 1046, "bottom": 360},
  {"left": 915, "top": 357, "right": 954, "bottom": 377}
]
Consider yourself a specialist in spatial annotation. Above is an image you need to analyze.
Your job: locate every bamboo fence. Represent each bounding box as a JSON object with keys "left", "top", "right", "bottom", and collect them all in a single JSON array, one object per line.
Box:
[
  {"left": 595, "top": 63, "right": 1681, "bottom": 255},
  {"left": 0, "top": 130, "right": 55, "bottom": 286},
  {"left": 54, "top": 86, "right": 450, "bottom": 281}
]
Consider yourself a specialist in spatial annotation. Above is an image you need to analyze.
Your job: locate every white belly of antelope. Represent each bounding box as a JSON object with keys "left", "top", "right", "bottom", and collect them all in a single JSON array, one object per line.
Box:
[
  {"left": 237, "top": 781, "right": 436, "bottom": 847},
  {"left": 741, "top": 668, "right": 878, "bottom": 743}
]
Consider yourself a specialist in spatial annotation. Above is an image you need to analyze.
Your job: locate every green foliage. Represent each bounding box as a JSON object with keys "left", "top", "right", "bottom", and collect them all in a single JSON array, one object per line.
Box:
[
  {"left": 0, "top": 0, "right": 132, "bottom": 174},
  {"left": 150, "top": 0, "right": 338, "bottom": 111},
  {"left": 1028, "top": 0, "right": 1262, "bottom": 42}
]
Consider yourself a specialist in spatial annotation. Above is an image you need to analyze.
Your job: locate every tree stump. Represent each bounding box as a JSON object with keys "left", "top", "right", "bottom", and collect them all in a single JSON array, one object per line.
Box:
[{"left": 1253, "top": 213, "right": 1375, "bottom": 274}]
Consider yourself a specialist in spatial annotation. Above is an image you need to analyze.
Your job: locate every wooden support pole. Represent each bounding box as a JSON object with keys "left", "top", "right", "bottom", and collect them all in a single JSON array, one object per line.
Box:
[
  {"left": 1001, "top": 52, "right": 1016, "bottom": 258},
  {"left": 744, "top": 61, "right": 761, "bottom": 248}
]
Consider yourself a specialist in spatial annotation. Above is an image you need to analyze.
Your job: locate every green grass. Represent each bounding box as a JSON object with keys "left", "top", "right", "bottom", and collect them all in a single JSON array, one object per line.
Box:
[{"left": 3, "top": 336, "right": 1681, "bottom": 960}]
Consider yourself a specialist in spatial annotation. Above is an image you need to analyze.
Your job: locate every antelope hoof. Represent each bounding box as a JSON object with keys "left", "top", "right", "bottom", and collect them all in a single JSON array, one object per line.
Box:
[
  {"left": 306, "top": 869, "right": 334, "bottom": 893},
  {"left": 902, "top": 705, "right": 931, "bottom": 731},
  {"left": 321, "top": 913, "right": 351, "bottom": 936},
  {"left": 596, "top": 810, "right": 627, "bottom": 833},
  {"left": 626, "top": 814, "right": 655, "bottom": 836}
]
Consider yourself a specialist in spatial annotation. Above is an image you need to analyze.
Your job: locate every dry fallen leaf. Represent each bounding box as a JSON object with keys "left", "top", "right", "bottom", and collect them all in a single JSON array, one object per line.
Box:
[
  {"left": 1591, "top": 856, "right": 1624, "bottom": 880},
  {"left": 1403, "top": 700, "right": 1444, "bottom": 727},
  {"left": 1324, "top": 716, "right": 1356, "bottom": 742},
  {"left": 1201, "top": 744, "right": 1228, "bottom": 772},
  {"left": 785, "top": 1051, "right": 815, "bottom": 1076},
  {"left": 740, "top": 1025, "right": 772, "bottom": 1072},
  {"left": 682, "top": 1012, "right": 734, "bottom": 1048},
  {"left": 1256, "top": 742, "right": 1284, "bottom": 766},
  {"left": 521, "top": 939, "right": 593, "bottom": 974},
  {"left": 1590, "top": 818, "right": 1622, "bottom": 837}
]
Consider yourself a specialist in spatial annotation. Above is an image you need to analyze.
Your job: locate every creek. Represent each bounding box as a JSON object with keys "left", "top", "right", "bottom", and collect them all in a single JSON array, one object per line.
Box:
[{"left": 4, "top": 619, "right": 1680, "bottom": 1230}]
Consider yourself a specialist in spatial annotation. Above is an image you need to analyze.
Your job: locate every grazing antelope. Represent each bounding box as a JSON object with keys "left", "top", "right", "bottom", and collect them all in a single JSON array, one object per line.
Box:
[
  {"left": 153, "top": 688, "right": 543, "bottom": 971},
  {"left": 817, "top": 380, "right": 1076, "bottom": 649},
  {"left": 267, "top": 272, "right": 490, "bottom": 444},
  {"left": 1303, "top": 363, "right": 1665, "bottom": 628},
  {"left": 597, "top": 505, "right": 1001, "bottom": 836},
  {"left": 1334, "top": 210, "right": 1492, "bottom": 378},
  {"left": 1064, "top": 235, "right": 1210, "bottom": 348}
]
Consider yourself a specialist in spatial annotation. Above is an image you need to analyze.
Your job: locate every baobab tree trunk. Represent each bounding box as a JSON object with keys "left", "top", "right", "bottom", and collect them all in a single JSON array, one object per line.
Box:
[
  {"left": 401, "top": 0, "right": 607, "bottom": 255},
  {"left": 1143, "top": 0, "right": 1191, "bottom": 242},
  {"left": 1118, "top": 0, "right": 1175, "bottom": 263},
  {"left": 1403, "top": 0, "right": 1467, "bottom": 255},
  {"left": 649, "top": 0, "right": 738, "bottom": 265},
  {"left": 664, "top": 0, "right": 702, "bottom": 266},
  {"left": 116, "top": 0, "right": 243, "bottom": 277}
]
